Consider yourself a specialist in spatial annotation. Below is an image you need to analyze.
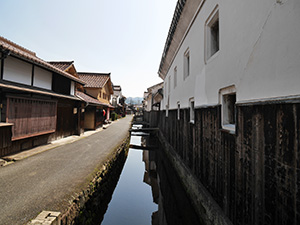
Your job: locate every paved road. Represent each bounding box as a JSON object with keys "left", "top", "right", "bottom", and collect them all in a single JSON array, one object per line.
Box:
[{"left": 0, "top": 115, "right": 133, "bottom": 225}]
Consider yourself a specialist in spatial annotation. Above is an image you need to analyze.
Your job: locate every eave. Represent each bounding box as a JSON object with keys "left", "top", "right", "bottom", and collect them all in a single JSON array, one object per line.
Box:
[
  {"left": 158, "top": 0, "right": 204, "bottom": 80},
  {"left": 0, "top": 37, "right": 85, "bottom": 85}
]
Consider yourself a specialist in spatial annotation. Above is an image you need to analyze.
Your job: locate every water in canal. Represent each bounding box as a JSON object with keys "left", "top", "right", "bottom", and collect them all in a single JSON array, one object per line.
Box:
[
  {"left": 101, "top": 126, "right": 201, "bottom": 225},
  {"left": 101, "top": 135, "right": 157, "bottom": 225}
]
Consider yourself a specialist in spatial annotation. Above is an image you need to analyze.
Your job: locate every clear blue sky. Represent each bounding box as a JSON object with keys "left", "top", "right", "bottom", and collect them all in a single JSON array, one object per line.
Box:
[{"left": 0, "top": 0, "right": 177, "bottom": 97}]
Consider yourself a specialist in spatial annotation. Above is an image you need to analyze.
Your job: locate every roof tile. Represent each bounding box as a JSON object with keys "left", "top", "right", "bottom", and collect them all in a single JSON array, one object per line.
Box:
[
  {"left": 48, "top": 61, "right": 74, "bottom": 71},
  {"left": 75, "top": 91, "right": 112, "bottom": 107},
  {"left": 78, "top": 72, "right": 111, "bottom": 88}
]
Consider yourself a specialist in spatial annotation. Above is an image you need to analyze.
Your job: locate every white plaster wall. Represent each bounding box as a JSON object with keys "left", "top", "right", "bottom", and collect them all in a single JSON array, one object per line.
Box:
[
  {"left": 161, "top": 0, "right": 300, "bottom": 109},
  {"left": 33, "top": 67, "right": 52, "bottom": 90},
  {"left": 238, "top": 0, "right": 300, "bottom": 101},
  {"left": 3, "top": 56, "right": 32, "bottom": 85},
  {"left": 70, "top": 81, "right": 75, "bottom": 96}
]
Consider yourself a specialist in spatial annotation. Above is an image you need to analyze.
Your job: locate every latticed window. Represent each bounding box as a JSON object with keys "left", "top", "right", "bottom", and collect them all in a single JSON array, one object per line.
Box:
[{"left": 6, "top": 96, "right": 57, "bottom": 140}]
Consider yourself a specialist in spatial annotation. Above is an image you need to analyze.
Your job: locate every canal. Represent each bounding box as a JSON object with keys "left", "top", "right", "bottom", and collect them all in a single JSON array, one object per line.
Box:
[
  {"left": 100, "top": 125, "right": 201, "bottom": 225},
  {"left": 101, "top": 135, "right": 157, "bottom": 225}
]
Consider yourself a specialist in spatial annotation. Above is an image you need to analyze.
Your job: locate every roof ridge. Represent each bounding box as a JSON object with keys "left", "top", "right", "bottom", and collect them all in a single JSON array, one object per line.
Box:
[
  {"left": 78, "top": 72, "right": 111, "bottom": 76},
  {"left": 0, "top": 36, "right": 36, "bottom": 56},
  {"left": 48, "top": 61, "right": 74, "bottom": 64}
]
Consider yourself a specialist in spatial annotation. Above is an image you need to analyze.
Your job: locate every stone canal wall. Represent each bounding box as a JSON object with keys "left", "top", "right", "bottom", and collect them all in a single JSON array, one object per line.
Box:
[
  {"left": 145, "top": 100, "right": 300, "bottom": 225},
  {"left": 59, "top": 134, "right": 130, "bottom": 225}
]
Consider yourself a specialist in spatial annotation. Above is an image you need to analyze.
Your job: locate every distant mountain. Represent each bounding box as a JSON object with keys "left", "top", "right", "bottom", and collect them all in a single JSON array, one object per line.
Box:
[{"left": 125, "top": 97, "right": 143, "bottom": 105}]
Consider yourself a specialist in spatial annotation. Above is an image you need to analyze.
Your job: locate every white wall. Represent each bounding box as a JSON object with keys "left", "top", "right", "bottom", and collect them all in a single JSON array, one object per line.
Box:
[
  {"left": 161, "top": 0, "right": 300, "bottom": 110},
  {"left": 3, "top": 56, "right": 32, "bottom": 85},
  {"left": 33, "top": 66, "right": 52, "bottom": 90}
]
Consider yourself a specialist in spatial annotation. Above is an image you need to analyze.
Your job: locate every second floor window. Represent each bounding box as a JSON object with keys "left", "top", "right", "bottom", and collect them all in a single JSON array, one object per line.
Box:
[
  {"left": 168, "top": 76, "right": 171, "bottom": 94},
  {"left": 184, "top": 49, "right": 190, "bottom": 80},
  {"left": 174, "top": 67, "right": 177, "bottom": 89},
  {"left": 206, "top": 6, "right": 219, "bottom": 61}
]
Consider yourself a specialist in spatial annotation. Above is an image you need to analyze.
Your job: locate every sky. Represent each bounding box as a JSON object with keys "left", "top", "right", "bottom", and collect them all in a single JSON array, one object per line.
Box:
[{"left": 0, "top": 0, "right": 177, "bottom": 97}]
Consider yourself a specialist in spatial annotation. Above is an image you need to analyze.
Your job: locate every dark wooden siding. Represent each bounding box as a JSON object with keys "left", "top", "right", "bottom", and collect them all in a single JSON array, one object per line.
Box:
[
  {"left": 54, "top": 99, "right": 78, "bottom": 139},
  {"left": 147, "top": 101, "right": 300, "bottom": 225},
  {"left": 0, "top": 124, "right": 12, "bottom": 157},
  {"left": 6, "top": 96, "right": 57, "bottom": 140},
  {"left": 52, "top": 73, "right": 71, "bottom": 95}
]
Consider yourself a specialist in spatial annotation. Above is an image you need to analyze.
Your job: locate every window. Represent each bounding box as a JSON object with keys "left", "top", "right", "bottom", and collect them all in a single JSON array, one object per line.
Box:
[
  {"left": 168, "top": 76, "right": 171, "bottom": 94},
  {"left": 189, "top": 98, "right": 195, "bottom": 123},
  {"left": 177, "top": 102, "right": 180, "bottom": 120},
  {"left": 164, "top": 81, "right": 167, "bottom": 99},
  {"left": 174, "top": 67, "right": 177, "bottom": 89},
  {"left": 205, "top": 6, "right": 219, "bottom": 61},
  {"left": 219, "top": 85, "right": 236, "bottom": 132},
  {"left": 184, "top": 49, "right": 190, "bottom": 80}
]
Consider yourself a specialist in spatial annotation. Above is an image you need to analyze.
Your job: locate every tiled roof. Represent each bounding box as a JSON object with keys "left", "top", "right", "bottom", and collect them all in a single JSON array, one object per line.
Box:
[
  {"left": 76, "top": 91, "right": 106, "bottom": 106},
  {"left": 75, "top": 91, "right": 112, "bottom": 107},
  {"left": 78, "top": 72, "right": 111, "bottom": 88},
  {"left": 113, "top": 85, "right": 121, "bottom": 91},
  {"left": 0, "top": 36, "right": 84, "bottom": 84},
  {"left": 48, "top": 61, "right": 74, "bottom": 71},
  {"left": 158, "top": 0, "right": 186, "bottom": 79}
]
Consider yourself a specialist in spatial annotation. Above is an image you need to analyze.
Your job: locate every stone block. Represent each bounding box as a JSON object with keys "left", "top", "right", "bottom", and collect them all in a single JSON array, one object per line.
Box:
[{"left": 29, "top": 211, "right": 61, "bottom": 225}]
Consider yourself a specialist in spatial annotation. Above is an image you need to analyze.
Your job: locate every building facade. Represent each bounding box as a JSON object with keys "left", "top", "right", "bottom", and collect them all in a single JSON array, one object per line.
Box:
[
  {"left": 0, "top": 37, "right": 84, "bottom": 157},
  {"left": 152, "top": 0, "right": 300, "bottom": 224},
  {"left": 78, "top": 72, "right": 114, "bottom": 121},
  {"left": 143, "top": 82, "right": 163, "bottom": 112},
  {"left": 111, "top": 85, "right": 126, "bottom": 117}
]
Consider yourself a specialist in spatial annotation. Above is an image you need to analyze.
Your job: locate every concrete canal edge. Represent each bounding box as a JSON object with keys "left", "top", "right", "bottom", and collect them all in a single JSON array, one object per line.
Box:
[
  {"left": 60, "top": 134, "right": 130, "bottom": 225},
  {"left": 157, "top": 130, "right": 233, "bottom": 225}
]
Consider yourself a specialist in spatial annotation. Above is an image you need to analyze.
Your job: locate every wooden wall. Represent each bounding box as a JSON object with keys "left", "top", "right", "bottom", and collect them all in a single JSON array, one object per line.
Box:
[
  {"left": 54, "top": 98, "right": 79, "bottom": 139},
  {"left": 145, "top": 102, "right": 300, "bottom": 225},
  {"left": 0, "top": 124, "right": 12, "bottom": 157}
]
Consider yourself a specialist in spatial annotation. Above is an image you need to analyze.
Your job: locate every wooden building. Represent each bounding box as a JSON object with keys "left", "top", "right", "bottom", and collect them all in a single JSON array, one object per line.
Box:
[
  {"left": 76, "top": 91, "right": 109, "bottom": 130},
  {"left": 0, "top": 37, "right": 84, "bottom": 157},
  {"left": 77, "top": 72, "right": 114, "bottom": 121}
]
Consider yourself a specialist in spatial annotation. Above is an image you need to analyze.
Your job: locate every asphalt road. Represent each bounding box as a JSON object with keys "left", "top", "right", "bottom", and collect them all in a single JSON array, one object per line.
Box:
[{"left": 0, "top": 115, "right": 133, "bottom": 225}]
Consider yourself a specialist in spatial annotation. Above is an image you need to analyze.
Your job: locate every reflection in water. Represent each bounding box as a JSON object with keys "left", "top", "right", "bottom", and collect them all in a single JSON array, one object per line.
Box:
[
  {"left": 101, "top": 136, "right": 157, "bottom": 225},
  {"left": 143, "top": 135, "right": 202, "bottom": 225},
  {"left": 101, "top": 126, "right": 201, "bottom": 225}
]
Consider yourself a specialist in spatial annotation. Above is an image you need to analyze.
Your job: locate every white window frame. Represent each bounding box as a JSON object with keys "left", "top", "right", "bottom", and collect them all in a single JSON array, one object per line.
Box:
[
  {"left": 219, "top": 85, "right": 236, "bottom": 133},
  {"left": 164, "top": 82, "right": 168, "bottom": 108},
  {"left": 205, "top": 6, "right": 219, "bottom": 62},
  {"left": 184, "top": 48, "right": 190, "bottom": 80},
  {"left": 168, "top": 76, "right": 171, "bottom": 94},
  {"left": 174, "top": 66, "right": 177, "bottom": 89},
  {"left": 189, "top": 98, "right": 195, "bottom": 124}
]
